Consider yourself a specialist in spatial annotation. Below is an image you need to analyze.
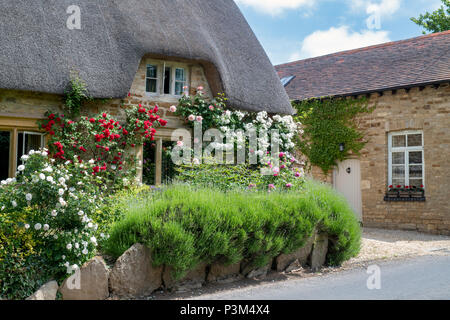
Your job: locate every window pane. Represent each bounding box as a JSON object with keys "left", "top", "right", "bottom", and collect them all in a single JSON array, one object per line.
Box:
[
  {"left": 25, "top": 134, "right": 43, "bottom": 154},
  {"left": 392, "top": 135, "right": 406, "bottom": 147},
  {"left": 175, "top": 82, "right": 184, "bottom": 95},
  {"left": 175, "top": 68, "right": 185, "bottom": 81},
  {"left": 147, "top": 65, "right": 157, "bottom": 78},
  {"left": 392, "top": 179, "right": 405, "bottom": 187},
  {"left": 409, "top": 179, "right": 423, "bottom": 188},
  {"left": 164, "top": 67, "right": 171, "bottom": 94},
  {"left": 392, "top": 165, "right": 405, "bottom": 178},
  {"left": 409, "top": 151, "right": 422, "bottom": 164},
  {"left": 408, "top": 134, "right": 422, "bottom": 147},
  {"left": 17, "top": 133, "right": 44, "bottom": 168},
  {"left": 146, "top": 79, "right": 157, "bottom": 93},
  {"left": 409, "top": 165, "right": 423, "bottom": 178},
  {"left": 392, "top": 152, "right": 405, "bottom": 165}
]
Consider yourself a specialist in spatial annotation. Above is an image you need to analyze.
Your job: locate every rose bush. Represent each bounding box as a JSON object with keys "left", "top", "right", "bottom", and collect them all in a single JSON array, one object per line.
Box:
[
  {"left": 0, "top": 150, "right": 104, "bottom": 280},
  {"left": 173, "top": 87, "right": 302, "bottom": 191},
  {"left": 39, "top": 104, "right": 167, "bottom": 190},
  {"left": 176, "top": 88, "right": 299, "bottom": 156}
]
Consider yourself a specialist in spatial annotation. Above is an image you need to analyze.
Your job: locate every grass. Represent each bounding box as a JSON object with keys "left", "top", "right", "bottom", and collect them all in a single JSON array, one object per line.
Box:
[{"left": 102, "top": 180, "right": 361, "bottom": 279}]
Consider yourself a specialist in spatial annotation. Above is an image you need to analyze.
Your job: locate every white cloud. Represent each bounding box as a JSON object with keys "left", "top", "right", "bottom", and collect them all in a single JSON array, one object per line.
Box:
[
  {"left": 289, "top": 26, "right": 391, "bottom": 61},
  {"left": 366, "top": 0, "right": 401, "bottom": 17},
  {"left": 348, "top": 0, "right": 401, "bottom": 17},
  {"left": 235, "top": 0, "right": 314, "bottom": 15}
]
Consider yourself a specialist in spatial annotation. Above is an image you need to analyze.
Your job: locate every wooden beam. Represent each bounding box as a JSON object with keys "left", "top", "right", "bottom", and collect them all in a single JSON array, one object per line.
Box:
[{"left": 154, "top": 138, "right": 163, "bottom": 186}]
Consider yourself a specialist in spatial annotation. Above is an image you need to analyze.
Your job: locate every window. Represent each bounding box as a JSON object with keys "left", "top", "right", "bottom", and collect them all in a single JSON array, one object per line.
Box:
[
  {"left": 17, "top": 132, "right": 45, "bottom": 167},
  {"left": 146, "top": 64, "right": 158, "bottom": 93},
  {"left": 0, "top": 127, "right": 45, "bottom": 180},
  {"left": 175, "top": 68, "right": 186, "bottom": 95},
  {"left": 388, "top": 131, "right": 424, "bottom": 188},
  {"left": 145, "top": 61, "right": 188, "bottom": 96}
]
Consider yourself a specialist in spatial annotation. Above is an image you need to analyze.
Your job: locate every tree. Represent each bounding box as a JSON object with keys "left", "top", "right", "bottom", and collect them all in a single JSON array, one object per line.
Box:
[{"left": 411, "top": 0, "right": 450, "bottom": 34}]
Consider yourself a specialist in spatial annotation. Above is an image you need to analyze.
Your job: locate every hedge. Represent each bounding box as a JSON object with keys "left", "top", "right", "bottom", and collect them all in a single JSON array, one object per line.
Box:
[{"left": 103, "top": 180, "right": 361, "bottom": 279}]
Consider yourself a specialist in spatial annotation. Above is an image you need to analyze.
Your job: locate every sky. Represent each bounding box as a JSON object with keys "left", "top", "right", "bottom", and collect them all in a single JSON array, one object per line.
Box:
[{"left": 234, "top": 0, "right": 444, "bottom": 65}]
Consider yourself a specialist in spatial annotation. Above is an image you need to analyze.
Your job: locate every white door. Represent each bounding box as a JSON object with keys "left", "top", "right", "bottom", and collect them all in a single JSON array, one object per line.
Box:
[{"left": 333, "top": 159, "right": 362, "bottom": 222}]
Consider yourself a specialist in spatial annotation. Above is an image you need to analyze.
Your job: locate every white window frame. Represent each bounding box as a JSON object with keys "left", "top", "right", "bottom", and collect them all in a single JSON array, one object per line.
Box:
[
  {"left": 388, "top": 130, "right": 425, "bottom": 188},
  {"left": 174, "top": 67, "right": 187, "bottom": 96},
  {"left": 145, "top": 60, "right": 189, "bottom": 97},
  {"left": 16, "top": 131, "right": 45, "bottom": 167},
  {"left": 145, "top": 64, "right": 160, "bottom": 95}
]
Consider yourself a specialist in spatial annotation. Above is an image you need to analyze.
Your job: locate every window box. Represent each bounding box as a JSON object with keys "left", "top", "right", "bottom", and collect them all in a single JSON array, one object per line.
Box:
[
  {"left": 386, "top": 190, "right": 399, "bottom": 198},
  {"left": 398, "top": 190, "right": 411, "bottom": 198},
  {"left": 410, "top": 190, "right": 425, "bottom": 198},
  {"left": 384, "top": 187, "right": 426, "bottom": 202}
]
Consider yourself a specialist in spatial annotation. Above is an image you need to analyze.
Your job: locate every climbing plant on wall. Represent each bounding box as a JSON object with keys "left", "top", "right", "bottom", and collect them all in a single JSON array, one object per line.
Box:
[
  {"left": 63, "top": 72, "right": 91, "bottom": 118},
  {"left": 293, "top": 97, "right": 374, "bottom": 175}
]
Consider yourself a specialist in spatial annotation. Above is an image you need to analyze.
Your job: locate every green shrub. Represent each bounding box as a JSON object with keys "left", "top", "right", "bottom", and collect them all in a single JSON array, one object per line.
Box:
[
  {"left": 103, "top": 180, "right": 361, "bottom": 279},
  {"left": 175, "top": 157, "right": 305, "bottom": 192},
  {"left": 0, "top": 210, "right": 54, "bottom": 299}
]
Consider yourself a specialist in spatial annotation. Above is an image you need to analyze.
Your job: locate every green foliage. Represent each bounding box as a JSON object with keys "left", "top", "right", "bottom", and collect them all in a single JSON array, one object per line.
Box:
[
  {"left": 103, "top": 181, "right": 361, "bottom": 279},
  {"left": 293, "top": 97, "right": 373, "bottom": 175},
  {"left": 63, "top": 73, "right": 91, "bottom": 118},
  {"left": 175, "top": 160, "right": 305, "bottom": 192},
  {"left": 411, "top": 0, "right": 450, "bottom": 34},
  {"left": 0, "top": 210, "right": 54, "bottom": 299},
  {"left": 0, "top": 150, "right": 106, "bottom": 298},
  {"left": 94, "top": 185, "right": 151, "bottom": 243},
  {"left": 176, "top": 91, "right": 228, "bottom": 131},
  {"left": 38, "top": 104, "right": 167, "bottom": 191}
]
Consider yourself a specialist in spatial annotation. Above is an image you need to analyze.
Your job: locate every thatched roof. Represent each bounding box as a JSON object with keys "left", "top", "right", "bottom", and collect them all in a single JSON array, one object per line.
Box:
[
  {"left": 0, "top": 0, "right": 293, "bottom": 114},
  {"left": 276, "top": 31, "right": 450, "bottom": 100}
]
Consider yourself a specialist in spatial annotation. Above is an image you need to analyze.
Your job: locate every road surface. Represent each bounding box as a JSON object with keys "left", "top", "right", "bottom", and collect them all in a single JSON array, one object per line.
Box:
[{"left": 190, "top": 254, "right": 450, "bottom": 300}]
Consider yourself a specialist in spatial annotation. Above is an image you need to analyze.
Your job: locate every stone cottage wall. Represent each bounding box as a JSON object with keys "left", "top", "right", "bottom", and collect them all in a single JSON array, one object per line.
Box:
[{"left": 308, "top": 83, "right": 450, "bottom": 235}]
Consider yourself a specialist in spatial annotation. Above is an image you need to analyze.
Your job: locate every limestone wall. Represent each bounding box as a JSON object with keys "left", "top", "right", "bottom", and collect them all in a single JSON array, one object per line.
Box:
[{"left": 308, "top": 84, "right": 450, "bottom": 235}]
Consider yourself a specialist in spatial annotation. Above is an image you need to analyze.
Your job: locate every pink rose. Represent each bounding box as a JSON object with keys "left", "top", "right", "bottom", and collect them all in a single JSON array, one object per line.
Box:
[
  {"left": 196, "top": 116, "right": 203, "bottom": 122},
  {"left": 188, "top": 115, "right": 195, "bottom": 121},
  {"left": 209, "top": 105, "right": 214, "bottom": 110},
  {"left": 177, "top": 141, "right": 184, "bottom": 147},
  {"left": 169, "top": 105, "right": 177, "bottom": 113}
]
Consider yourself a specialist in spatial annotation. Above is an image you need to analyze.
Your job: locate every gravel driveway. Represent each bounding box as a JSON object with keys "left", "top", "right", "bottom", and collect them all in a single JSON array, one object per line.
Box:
[{"left": 343, "top": 227, "right": 450, "bottom": 267}]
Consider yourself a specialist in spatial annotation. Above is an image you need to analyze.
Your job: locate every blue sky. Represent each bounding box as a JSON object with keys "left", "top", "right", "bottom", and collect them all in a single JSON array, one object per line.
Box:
[{"left": 234, "top": 0, "right": 444, "bottom": 65}]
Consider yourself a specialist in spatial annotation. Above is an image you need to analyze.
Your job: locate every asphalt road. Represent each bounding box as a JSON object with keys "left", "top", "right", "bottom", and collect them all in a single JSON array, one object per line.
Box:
[{"left": 192, "top": 254, "right": 450, "bottom": 300}]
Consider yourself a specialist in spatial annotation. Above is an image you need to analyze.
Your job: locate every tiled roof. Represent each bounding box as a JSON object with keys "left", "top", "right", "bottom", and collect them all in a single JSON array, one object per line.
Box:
[{"left": 275, "top": 31, "right": 450, "bottom": 100}]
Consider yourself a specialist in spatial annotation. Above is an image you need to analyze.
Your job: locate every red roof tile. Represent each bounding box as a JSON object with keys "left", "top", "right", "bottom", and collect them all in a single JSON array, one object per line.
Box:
[{"left": 275, "top": 31, "right": 450, "bottom": 100}]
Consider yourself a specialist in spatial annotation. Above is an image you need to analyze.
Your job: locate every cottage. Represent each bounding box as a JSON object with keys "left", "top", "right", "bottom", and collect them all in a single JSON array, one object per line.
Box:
[
  {"left": 276, "top": 31, "right": 450, "bottom": 235},
  {"left": 0, "top": 0, "right": 292, "bottom": 184}
]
